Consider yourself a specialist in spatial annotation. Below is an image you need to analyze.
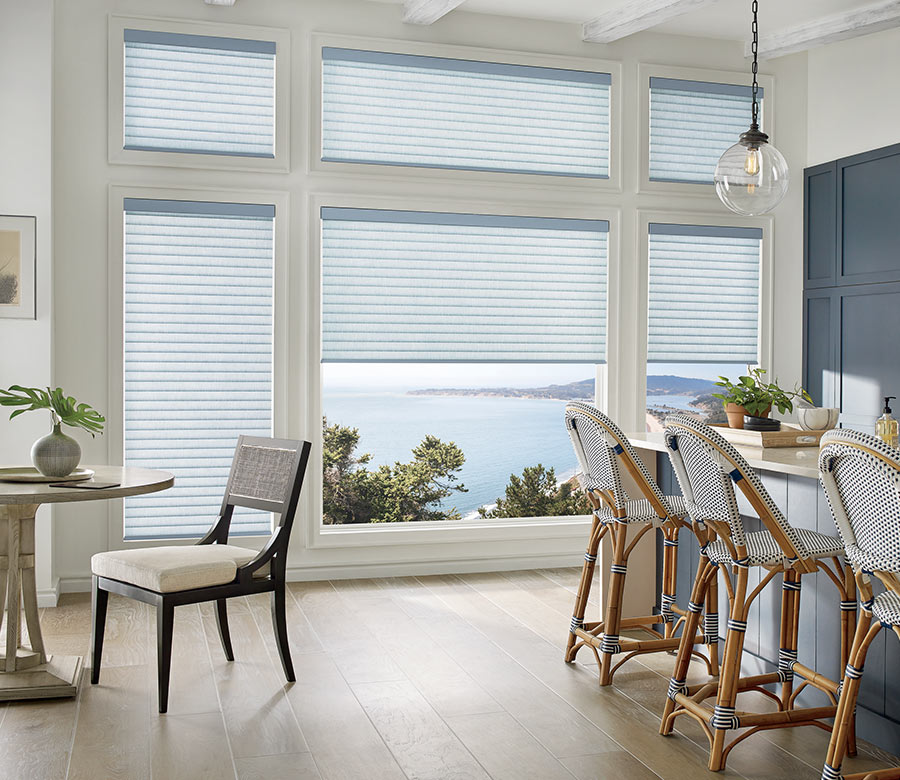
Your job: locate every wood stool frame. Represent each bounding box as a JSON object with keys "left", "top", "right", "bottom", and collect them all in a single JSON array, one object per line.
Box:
[
  {"left": 564, "top": 404, "right": 719, "bottom": 686},
  {"left": 660, "top": 417, "right": 856, "bottom": 772}
]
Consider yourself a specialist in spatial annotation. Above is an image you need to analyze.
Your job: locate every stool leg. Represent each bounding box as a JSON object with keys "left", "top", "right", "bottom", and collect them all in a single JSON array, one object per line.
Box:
[
  {"left": 705, "top": 569, "right": 720, "bottom": 677},
  {"left": 599, "top": 521, "right": 628, "bottom": 686},
  {"left": 842, "top": 562, "right": 858, "bottom": 757},
  {"left": 660, "top": 526, "right": 679, "bottom": 639},
  {"left": 709, "top": 565, "right": 750, "bottom": 772},
  {"left": 660, "top": 556, "right": 715, "bottom": 735},
  {"left": 823, "top": 610, "right": 881, "bottom": 780},
  {"left": 779, "top": 569, "right": 801, "bottom": 708},
  {"left": 566, "top": 517, "right": 605, "bottom": 663}
]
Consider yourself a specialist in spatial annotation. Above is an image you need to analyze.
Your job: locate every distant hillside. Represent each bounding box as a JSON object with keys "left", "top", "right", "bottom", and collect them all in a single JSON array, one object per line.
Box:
[
  {"left": 409, "top": 375, "right": 715, "bottom": 401},
  {"left": 646, "top": 375, "right": 716, "bottom": 396}
]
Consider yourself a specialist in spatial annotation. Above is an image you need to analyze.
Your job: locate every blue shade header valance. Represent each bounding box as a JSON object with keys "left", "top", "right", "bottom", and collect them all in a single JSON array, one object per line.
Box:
[
  {"left": 123, "top": 198, "right": 275, "bottom": 539},
  {"left": 647, "top": 222, "right": 762, "bottom": 363},
  {"left": 649, "top": 76, "right": 762, "bottom": 184},
  {"left": 321, "top": 207, "right": 609, "bottom": 363},
  {"left": 124, "top": 28, "right": 276, "bottom": 158},
  {"left": 321, "top": 47, "right": 611, "bottom": 178}
]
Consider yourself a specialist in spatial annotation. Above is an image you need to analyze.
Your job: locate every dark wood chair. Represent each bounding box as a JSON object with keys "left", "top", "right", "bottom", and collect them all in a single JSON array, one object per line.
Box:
[{"left": 90, "top": 436, "right": 312, "bottom": 713}]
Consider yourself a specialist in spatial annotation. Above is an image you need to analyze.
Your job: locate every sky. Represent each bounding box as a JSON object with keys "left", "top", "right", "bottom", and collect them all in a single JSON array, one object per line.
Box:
[{"left": 322, "top": 362, "right": 749, "bottom": 391}]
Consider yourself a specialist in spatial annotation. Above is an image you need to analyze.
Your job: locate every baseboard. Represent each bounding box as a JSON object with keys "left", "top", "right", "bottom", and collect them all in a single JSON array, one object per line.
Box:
[
  {"left": 55, "top": 552, "right": 580, "bottom": 594},
  {"left": 37, "top": 578, "right": 61, "bottom": 608}
]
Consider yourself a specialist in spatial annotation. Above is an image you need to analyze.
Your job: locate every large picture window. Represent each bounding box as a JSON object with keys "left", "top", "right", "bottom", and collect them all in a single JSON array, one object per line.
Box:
[
  {"left": 122, "top": 198, "right": 275, "bottom": 539},
  {"left": 321, "top": 47, "right": 611, "bottom": 177},
  {"left": 320, "top": 208, "right": 608, "bottom": 524}
]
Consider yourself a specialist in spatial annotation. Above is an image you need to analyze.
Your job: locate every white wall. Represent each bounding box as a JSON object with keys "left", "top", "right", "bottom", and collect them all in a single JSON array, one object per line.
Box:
[
  {"left": 807, "top": 26, "right": 900, "bottom": 166},
  {"left": 0, "top": 0, "right": 55, "bottom": 601},
  {"left": 50, "top": 0, "right": 808, "bottom": 590}
]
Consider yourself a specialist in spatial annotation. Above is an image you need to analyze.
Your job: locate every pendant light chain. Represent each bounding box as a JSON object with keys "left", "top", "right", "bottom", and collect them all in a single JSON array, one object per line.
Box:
[{"left": 750, "top": 0, "right": 759, "bottom": 130}]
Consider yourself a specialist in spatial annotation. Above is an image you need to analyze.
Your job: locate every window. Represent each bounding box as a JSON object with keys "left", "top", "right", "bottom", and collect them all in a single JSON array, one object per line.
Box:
[
  {"left": 123, "top": 198, "right": 275, "bottom": 539},
  {"left": 649, "top": 77, "right": 760, "bottom": 184},
  {"left": 645, "top": 222, "right": 763, "bottom": 430},
  {"left": 123, "top": 30, "right": 276, "bottom": 157},
  {"left": 321, "top": 48, "right": 611, "bottom": 177},
  {"left": 321, "top": 208, "right": 608, "bottom": 524}
]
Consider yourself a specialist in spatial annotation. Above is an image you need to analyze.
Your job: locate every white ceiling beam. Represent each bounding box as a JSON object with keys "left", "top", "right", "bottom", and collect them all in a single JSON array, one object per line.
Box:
[
  {"left": 583, "top": 0, "right": 719, "bottom": 44},
  {"left": 402, "top": 0, "right": 466, "bottom": 25},
  {"left": 751, "top": 0, "right": 900, "bottom": 60}
]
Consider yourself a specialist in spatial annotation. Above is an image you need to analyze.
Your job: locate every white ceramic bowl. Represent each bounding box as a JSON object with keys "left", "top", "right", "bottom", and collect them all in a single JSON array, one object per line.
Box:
[{"left": 796, "top": 406, "right": 840, "bottom": 431}]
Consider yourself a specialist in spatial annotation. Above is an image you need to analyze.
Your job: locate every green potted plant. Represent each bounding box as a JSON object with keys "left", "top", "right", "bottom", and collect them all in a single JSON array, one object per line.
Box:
[
  {"left": 0, "top": 385, "right": 104, "bottom": 477},
  {"left": 712, "top": 368, "right": 812, "bottom": 429}
]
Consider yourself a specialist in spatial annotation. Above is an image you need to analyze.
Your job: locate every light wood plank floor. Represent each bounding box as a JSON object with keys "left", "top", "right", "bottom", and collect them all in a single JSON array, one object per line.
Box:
[{"left": 0, "top": 568, "right": 897, "bottom": 779}]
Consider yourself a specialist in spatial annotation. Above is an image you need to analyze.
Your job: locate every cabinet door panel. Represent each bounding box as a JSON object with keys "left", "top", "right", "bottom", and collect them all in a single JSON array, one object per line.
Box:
[
  {"left": 804, "top": 163, "right": 836, "bottom": 286},
  {"left": 804, "top": 292, "right": 835, "bottom": 407},
  {"left": 840, "top": 145, "right": 900, "bottom": 283},
  {"left": 840, "top": 284, "right": 900, "bottom": 432}
]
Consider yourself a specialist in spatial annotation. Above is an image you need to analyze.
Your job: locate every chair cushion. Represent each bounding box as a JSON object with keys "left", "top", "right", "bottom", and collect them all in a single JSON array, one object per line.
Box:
[
  {"left": 595, "top": 495, "right": 687, "bottom": 525},
  {"left": 91, "top": 544, "right": 268, "bottom": 593},
  {"left": 705, "top": 528, "right": 845, "bottom": 567}
]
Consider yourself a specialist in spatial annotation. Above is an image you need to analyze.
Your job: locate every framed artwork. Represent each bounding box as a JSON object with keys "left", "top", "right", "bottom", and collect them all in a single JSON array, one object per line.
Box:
[{"left": 0, "top": 215, "right": 36, "bottom": 319}]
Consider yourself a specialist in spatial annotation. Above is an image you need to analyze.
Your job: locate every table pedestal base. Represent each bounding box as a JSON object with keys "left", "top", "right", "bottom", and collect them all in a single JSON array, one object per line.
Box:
[
  {"left": 0, "top": 654, "right": 82, "bottom": 700},
  {"left": 0, "top": 502, "right": 82, "bottom": 699}
]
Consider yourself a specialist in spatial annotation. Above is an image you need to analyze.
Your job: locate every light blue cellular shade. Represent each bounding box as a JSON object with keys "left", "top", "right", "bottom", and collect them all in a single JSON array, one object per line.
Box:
[
  {"left": 321, "top": 208, "right": 608, "bottom": 363},
  {"left": 123, "top": 199, "right": 275, "bottom": 539},
  {"left": 649, "top": 77, "right": 762, "bottom": 184},
  {"left": 648, "top": 223, "right": 762, "bottom": 363},
  {"left": 321, "top": 47, "right": 611, "bottom": 177},
  {"left": 124, "top": 29, "right": 276, "bottom": 157}
]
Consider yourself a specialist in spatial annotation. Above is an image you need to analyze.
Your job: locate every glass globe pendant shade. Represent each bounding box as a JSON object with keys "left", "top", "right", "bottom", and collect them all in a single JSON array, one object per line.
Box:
[{"left": 714, "top": 131, "right": 789, "bottom": 216}]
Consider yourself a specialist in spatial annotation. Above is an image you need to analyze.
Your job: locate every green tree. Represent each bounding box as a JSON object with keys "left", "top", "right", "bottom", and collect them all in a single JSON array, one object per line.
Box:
[
  {"left": 479, "top": 464, "right": 591, "bottom": 519},
  {"left": 322, "top": 418, "right": 468, "bottom": 524}
]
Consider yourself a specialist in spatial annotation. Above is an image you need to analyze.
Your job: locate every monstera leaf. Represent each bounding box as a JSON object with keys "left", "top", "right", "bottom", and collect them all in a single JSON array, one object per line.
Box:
[{"left": 0, "top": 385, "right": 105, "bottom": 436}]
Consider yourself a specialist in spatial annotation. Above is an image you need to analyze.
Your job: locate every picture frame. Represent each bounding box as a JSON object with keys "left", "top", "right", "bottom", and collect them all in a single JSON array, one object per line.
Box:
[{"left": 0, "top": 215, "right": 37, "bottom": 320}]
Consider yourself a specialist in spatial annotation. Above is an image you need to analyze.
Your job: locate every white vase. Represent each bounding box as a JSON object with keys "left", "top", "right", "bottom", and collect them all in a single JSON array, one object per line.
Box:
[{"left": 31, "top": 423, "right": 81, "bottom": 477}]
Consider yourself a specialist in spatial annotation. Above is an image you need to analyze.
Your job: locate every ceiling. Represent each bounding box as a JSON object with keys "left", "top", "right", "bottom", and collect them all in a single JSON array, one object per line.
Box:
[{"left": 372, "top": 0, "right": 882, "bottom": 40}]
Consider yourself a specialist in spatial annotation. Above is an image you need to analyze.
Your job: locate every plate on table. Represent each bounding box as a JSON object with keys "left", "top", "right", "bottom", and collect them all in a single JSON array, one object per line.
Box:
[{"left": 0, "top": 467, "right": 95, "bottom": 483}]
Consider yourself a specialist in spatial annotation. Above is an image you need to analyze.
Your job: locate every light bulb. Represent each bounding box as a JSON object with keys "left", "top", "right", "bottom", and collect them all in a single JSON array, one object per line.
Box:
[{"left": 744, "top": 148, "right": 761, "bottom": 176}]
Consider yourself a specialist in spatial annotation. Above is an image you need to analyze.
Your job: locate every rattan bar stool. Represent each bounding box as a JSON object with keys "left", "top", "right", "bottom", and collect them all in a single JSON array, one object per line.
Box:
[
  {"left": 819, "top": 428, "right": 900, "bottom": 780},
  {"left": 660, "top": 415, "right": 857, "bottom": 772},
  {"left": 564, "top": 402, "right": 719, "bottom": 686}
]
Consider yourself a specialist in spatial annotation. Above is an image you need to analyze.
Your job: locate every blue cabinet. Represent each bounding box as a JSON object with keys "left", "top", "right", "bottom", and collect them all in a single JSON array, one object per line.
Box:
[{"left": 803, "top": 141, "right": 900, "bottom": 432}]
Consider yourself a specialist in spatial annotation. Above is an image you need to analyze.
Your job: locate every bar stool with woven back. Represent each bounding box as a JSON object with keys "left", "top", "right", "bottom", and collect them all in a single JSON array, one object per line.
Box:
[
  {"left": 819, "top": 428, "right": 900, "bottom": 780},
  {"left": 564, "top": 402, "right": 719, "bottom": 686},
  {"left": 660, "top": 414, "right": 858, "bottom": 772}
]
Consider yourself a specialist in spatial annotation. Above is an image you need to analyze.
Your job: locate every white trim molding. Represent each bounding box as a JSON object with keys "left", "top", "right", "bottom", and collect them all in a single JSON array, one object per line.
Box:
[
  {"left": 584, "top": 0, "right": 719, "bottom": 43},
  {"left": 402, "top": 0, "right": 466, "bottom": 25},
  {"left": 752, "top": 0, "right": 900, "bottom": 60}
]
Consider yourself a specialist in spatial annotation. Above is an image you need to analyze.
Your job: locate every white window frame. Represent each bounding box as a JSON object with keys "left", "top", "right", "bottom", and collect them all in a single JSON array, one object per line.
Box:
[
  {"left": 306, "top": 191, "right": 618, "bottom": 551},
  {"left": 309, "top": 32, "right": 623, "bottom": 194},
  {"left": 106, "top": 184, "right": 291, "bottom": 552},
  {"left": 637, "top": 63, "right": 775, "bottom": 198},
  {"left": 633, "top": 208, "right": 775, "bottom": 417},
  {"left": 108, "top": 15, "right": 291, "bottom": 173}
]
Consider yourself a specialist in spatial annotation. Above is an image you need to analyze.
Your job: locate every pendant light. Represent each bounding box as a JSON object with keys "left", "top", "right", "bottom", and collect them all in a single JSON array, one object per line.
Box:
[{"left": 714, "top": 0, "right": 788, "bottom": 216}]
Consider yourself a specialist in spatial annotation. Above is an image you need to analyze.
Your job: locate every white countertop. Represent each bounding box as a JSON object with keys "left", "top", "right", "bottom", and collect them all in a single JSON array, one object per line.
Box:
[{"left": 626, "top": 431, "right": 821, "bottom": 480}]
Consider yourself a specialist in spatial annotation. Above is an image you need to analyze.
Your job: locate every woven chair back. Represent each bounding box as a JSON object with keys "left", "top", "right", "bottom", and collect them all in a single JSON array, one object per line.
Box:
[
  {"left": 565, "top": 401, "right": 670, "bottom": 517},
  {"left": 664, "top": 414, "right": 804, "bottom": 557},
  {"left": 820, "top": 428, "right": 900, "bottom": 576}
]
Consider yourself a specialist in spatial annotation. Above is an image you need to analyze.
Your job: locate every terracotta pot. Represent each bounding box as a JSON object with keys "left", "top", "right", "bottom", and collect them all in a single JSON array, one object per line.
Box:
[{"left": 724, "top": 403, "right": 771, "bottom": 429}]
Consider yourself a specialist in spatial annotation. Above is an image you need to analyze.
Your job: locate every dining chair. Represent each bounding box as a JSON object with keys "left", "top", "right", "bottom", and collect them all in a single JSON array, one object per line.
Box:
[
  {"left": 564, "top": 402, "right": 719, "bottom": 686},
  {"left": 90, "top": 435, "right": 312, "bottom": 713},
  {"left": 819, "top": 428, "right": 900, "bottom": 780},
  {"left": 660, "top": 414, "right": 856, "bottom": 772}
]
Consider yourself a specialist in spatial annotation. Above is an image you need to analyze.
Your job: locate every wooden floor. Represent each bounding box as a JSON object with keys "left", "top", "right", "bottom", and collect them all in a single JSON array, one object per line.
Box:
[{"left": 0, "top": 568, "right": 897, "bottom": 779}]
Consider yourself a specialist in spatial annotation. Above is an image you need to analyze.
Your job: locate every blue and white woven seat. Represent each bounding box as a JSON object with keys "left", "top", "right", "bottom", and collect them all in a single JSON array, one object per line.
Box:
[
  {"left": 704, "top": 528, "right": 845, "bottom": 567},
  {"left": 819, "top": 428, "right": 900, "bottom": 780},
  {"left": 564, "top": 402, "right": 717, "bottom": 686},
  {"left": 660, "top": 414, "right": 855, "bottom": 773}
]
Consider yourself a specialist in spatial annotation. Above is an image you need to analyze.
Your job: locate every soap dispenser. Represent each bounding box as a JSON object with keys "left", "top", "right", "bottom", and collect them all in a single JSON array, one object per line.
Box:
[{"left": 876, "top": 396, "right": 899, "bottom": 448}]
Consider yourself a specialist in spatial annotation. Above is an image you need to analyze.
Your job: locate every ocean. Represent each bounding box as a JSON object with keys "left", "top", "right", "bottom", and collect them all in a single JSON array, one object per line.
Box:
[{"left": 323, "top": 390, "right": 698, "bottom": 517}]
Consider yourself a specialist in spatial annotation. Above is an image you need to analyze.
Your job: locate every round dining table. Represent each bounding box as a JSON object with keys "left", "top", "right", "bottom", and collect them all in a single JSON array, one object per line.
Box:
[{"left": 0, "top": 465, "right": 173, "bottom": 700}]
